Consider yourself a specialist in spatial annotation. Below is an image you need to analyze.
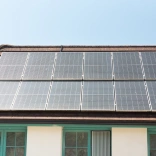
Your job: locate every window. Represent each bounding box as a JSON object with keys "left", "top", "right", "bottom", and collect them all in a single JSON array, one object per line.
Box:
[
  {"left": 149, "top": 133, "right": 156, "bottom": 156},
  {"left": 65, "top": 131, "right": 89, "bottom": 156},
  {"left": 63, "top": 130, "right": 110, "bottom": 156},
  {"left": 0, "top": 129, "right": 26, "bottom": 156},
  {"left": 0, "top": 132, "right": 2, "bottom": 155}
]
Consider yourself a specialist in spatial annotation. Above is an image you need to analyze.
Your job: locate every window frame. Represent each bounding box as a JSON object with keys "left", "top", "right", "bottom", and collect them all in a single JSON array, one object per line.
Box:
[
  {"left": 148, "top": 131, "right": 156, "bottom": 156},
  {"left": 63, "top": 127, "right": 111, "bottom": 156},
  {"left": 0, "top": 127, "right": 27, "bottom": 156},
  {"left": 0, "top": 130, "right": 3, "bottom": 156},
  {"left": 63, "top": 130, "right": 91, "bottom": 156}
]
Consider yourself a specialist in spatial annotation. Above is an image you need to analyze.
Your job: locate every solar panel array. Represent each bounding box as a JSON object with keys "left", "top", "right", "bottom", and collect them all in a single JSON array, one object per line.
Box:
[
  {"left": 48, "top": 81, "right": 81, "bottom": 110},
  {"left": 115, "top": 81, "right": 149, "bottom": 111},
  {"left": 53, "top": 53, "right": 83, "bottom": 80},
  {"left": 0, "top": 81, "right": 20, "bottom": 109},
  {"left": 146, "top": 81, "right": 156, "bottom": 110},
  {"left": 113, "top": 52, "right": 143, "bottom": 80},
  {"left": 141, "top": 52, "right": 156, "bottom": 80},
  {"left": 0, "top": 52, "right": 28, "bottom": 80},
  {"left": 0, "top": 51, "right": 156, "bottom": 111},
  {"left": 84, "top": 53, "right": 112, "bottom": 80},
  {"left": 13, "top": 81, "right": 50, "bottom": 110},
  {"left": 23, "top": 52, "right": 55, "bottom": 80},
  {"left": 82, "top": 82, "right": 114, "bottom": 110}
]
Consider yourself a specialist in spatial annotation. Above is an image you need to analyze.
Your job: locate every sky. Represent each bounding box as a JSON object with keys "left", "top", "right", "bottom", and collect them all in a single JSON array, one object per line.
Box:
[{"left": 0, "top": 0, "right": 156, "bottom": 45}]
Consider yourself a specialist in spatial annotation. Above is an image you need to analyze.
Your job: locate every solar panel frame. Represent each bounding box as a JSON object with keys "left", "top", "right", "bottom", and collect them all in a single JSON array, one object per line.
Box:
[
  {"left": 47, "top": 81, "right": 81, "bottom": 110},
  {"left": 115, "top": 81, "right": 150, "bottom": 111},
  {"left": 23, "top": 52, "right": 56, "bottom": 80},
  {"left": 53, "top": 52, "right": 83, "bottom": 80},
  {"left": 0, "top": 81, "right": 20, "bottom": 110},
  {"left": 82, "top": 81, "right": 115, "bottom": 111},
  {"left": 13, "top": 81, "right": 50, "bottom": 110},
  {"left": 141, "top": 52, "right": 156, "bottom": 80},
  {"left": 84, "top": 52, "right": 113, "bottom": 80},
  {"left": 113, "top": 52, "right": 144, "bottom": 80},
  {"left": 146, "top": 81, "right": 156, "bottom": 111},
  {"left": 0, "top": 52, "right": 28, "bottom": 80}
]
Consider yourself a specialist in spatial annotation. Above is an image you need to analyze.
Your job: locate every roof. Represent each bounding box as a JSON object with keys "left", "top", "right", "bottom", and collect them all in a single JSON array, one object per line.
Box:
[
  {"left": 1, "top": 44, "right": 156, "bottom": 125},
  {"left": 1, "top": 45, "right": 156, "bottom": 52}
]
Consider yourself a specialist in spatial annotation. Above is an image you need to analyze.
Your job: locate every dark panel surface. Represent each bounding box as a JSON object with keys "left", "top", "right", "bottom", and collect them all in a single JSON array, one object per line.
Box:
[
  {"left": 113, "top": 52, "right": 143, "bottom": 80},
  {"left": 53, "top": 53, "right": 83, "bottom": 80},
  {"left": 141, "top": 52, "right": 156, "bottom": 80},
  {"left": 0, "top": 52, "right": 28, "bottom": 65},
  {"left": 146, "top": 81, "right": 156, "bottom": 111},
  {"left": 13, "top": 81, "right": 50, "bottom": 110},
  {"left": 23, "top": 52, "right": 55, "bottom": 80},
  {"left": 115, "top": 81, "right": 150, "bottom": 111},
  {"left": 82, "top": 82, "right": 114, "bottom": 111},
  {"left": 84, "top": 53, "right": 112, "bottom": 80},
  {"left": 0, "top": 81, "right": 20, "bottom": 109},
  {"left": 47, "top": 81, "right": 81, "bottom": 110},
  {"left": 0, "top": 52, "right": 28, "bottom": 80}
]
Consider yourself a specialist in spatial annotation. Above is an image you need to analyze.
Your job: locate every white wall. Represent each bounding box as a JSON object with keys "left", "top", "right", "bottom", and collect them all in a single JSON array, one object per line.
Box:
[
  {"left": 26, "top": 126, "right": 62, "bottom": 156},
  {"left": 112, "top": 128, "right": 147, "bottom": 156}
]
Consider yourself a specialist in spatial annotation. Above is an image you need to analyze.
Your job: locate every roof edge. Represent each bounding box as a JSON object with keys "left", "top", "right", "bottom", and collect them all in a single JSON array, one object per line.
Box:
[
  {"left": 1, "top": 44, "right": 156, "bottom": 52},
  {"left": 0, "top": 111, "right": 155, "bottom": 125}
]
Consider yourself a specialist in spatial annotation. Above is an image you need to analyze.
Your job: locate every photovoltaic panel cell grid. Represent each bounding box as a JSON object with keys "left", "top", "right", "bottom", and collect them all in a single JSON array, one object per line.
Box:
[
  {"left": 1, "top": 51, "right": 156, "bottom": 112},
  {"left": 115, "top": 81, "right": 150, "bottom": 111},
  {"left": 53, "top": 53, "right": 83, "bottom": 80},
  {"left": 23, "top": 52, "right": 55, "bottom": 80},
  {"left": 113, "top": 52, "right": 143, "bottom": 80},
  {"left": 47, "top": 81, "right": 81, "bottom": 110},
  {"left": 84, "top": 53, "right": 112, "bottom": 80},
  {"left": 0, "top": 52, "right": 28, "bottom": 65},
  {"left": 0, "top": 81, "right": 20, "bottom": 110},
  {"left": 0, "top": 52, "right": 28, "bottom": 80},
  {"left": 82, "top": 82, "right": 114, "bottom": 111},
  {"left": 146, "top": 81, "right": 156, "bottom": 111},
  {"left": 141, "top": 52, "right": 156, "bottom": 80},
  {"left": 13, "top": 81, "right": 50, "bottom": 110}
]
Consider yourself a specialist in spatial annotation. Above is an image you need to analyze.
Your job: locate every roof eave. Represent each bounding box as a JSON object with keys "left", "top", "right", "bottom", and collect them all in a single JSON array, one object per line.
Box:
[{"left": 0, "top": 111, "right": 156, "bottom": 125}]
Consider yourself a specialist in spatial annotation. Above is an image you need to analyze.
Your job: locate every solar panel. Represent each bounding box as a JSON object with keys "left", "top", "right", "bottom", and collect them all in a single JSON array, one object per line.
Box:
[
  {"left": 113, "top": 52, "right": 143, "bottom": 80},
  {"left": 13, "top": 81, "right": 50, "bottom": 110},
  {"left": 115, "top": 81, "right": 150, "bottom": 111},
  {"left": 0, "top": 81, "right": 20, "bottom": 110},
  {"left": 0, "top": 52, "right": 28, "bottom": 80},
  {"left": 23, "top": 52, "right": 55, "bottom": 80},
  {"left": 47, "top": 81, "right": 81, "bottom": 110},
  {"left": 146, "top": 81, "right": 156, "bottom": 111},
  {"left": 82, "top": 82, "right": 114, "bottom": 111},
  {"left": 141, "top": 52, "right": 156, "bottom": 80},
  {"left": 84, "top": 52, "right": 112, "bottom": 80},
  {"left": 53, "top": 53, "right": 83, "bottom": 80}
]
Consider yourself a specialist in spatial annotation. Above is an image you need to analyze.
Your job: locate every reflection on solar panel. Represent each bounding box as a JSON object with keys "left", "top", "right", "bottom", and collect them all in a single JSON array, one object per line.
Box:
[
  {"left": 141, "top": 52, "right": 156, "bottom": 80},
  {"left": 0, "top": 52, "right": 28, "bottom": 80},
  {"left": 23, "top": 52, "right": 55, "bottom": 80},
  {"left": 53, "top": 53, "right": 83, "bottom": 80},
  {"left": 47, "top": 81, "right": 81, "bottom": 110},
  {"left": 115, "top": 81, "right": 149, "bottom": 111},
  {"left": 84, "top": 53, "right": 112, "bottom": 80},
  {"left": 13, "top": 81, "right": 50, "bottom": 110},
  {"left": 146, "top": 81, "right": 156, "bottom": 111},
  {"left": 0, "top": 81, "right": 20, "bottom": 109},
  {"left": 82, "top": 82, "right": 114, "bottom": 111},
  {"left": 113, "top": 52, "right": 143, "bottom": 80}
]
